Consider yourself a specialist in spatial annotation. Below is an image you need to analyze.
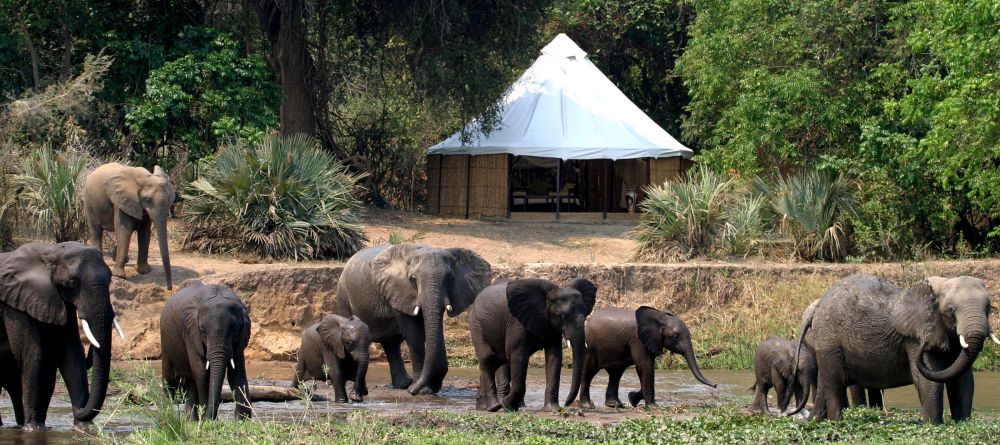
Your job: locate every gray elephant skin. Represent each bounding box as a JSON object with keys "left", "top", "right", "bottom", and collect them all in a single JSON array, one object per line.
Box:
[
  {"left": 160, "top": 281, "right": 252, "bottom": 420},
  {"left": 469, "top": 278, "right": 597, "bottom": 411},
  {"left": 794, "top": 274, "right": 997, "bottom": 423},
  {"left": 292, "top": 313, "right": 371, "bottom": 403},
  {"left": 0, "top": 242, "right": 121, "bottom": 429},
  {"left": 569, "top": 306, "right": 715, "bottom": 410},
  {"left": 751, "top": 336, "right": 816, "bottom": 415},
  {"left": 84, "top": 162, "right": 175, "bottom": 289},
  {"left": 335, "top": 244, "right": 491, "bottom": 395}
]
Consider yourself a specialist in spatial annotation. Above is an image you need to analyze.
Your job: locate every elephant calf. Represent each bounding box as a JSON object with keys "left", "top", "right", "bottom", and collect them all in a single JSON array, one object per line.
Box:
[
  {"left": 569, "top": 307, "right": 716, "bottom": 409},
  {"left": 751, "top": 336, "right": 816, "bottom": 415},
  {"left": 160, "top": 281, "right": 252, "bottom": 420},
  {"left": 469, "top": 277, "right": 597, "bottom": 411},
  {"left": 292, "top": 314, "right": 371, "bottom": 403}
]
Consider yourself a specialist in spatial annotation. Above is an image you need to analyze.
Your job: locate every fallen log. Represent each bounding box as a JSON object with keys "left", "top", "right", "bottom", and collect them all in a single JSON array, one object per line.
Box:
[{"left": 221, "top": 385, "right": 327, "bottom": 402}]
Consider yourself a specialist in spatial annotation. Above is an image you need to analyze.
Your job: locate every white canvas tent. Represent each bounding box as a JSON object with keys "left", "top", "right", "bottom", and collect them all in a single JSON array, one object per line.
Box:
[
  {"left": 428, "top": 33, "right": 693, "bottom": 160},
  {"left": 425, "top": 34, "right": 693, "bottom": 220}
]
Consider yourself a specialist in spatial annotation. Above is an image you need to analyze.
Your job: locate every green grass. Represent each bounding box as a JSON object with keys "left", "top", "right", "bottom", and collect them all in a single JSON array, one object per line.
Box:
[{"left": 93, "top": 406, "right": 1000, "bottom": 444}]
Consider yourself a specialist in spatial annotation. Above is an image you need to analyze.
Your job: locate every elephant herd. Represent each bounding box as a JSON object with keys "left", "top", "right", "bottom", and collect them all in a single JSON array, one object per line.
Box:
[
  {"left": 751, "top": 274, "right": 1000, "bottom": 424},
  {"left": 0, "top": 208, "right": 996, "bottom": 430}
]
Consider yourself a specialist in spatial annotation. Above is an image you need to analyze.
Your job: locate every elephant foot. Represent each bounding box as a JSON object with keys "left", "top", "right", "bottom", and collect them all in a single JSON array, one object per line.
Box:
[
  {"left": 408, "top": 386, "right": 434, "bottom": 396},
  {"left": 21, "top": 422, "right": 49, "bottom": 431},
  {"left": 578, "top": 399, "right": 595, "bottom": 410},
  {"left": 335, "top": 396, "right": 349, "bottom": 403},
  {"left": 72, "top": 419, "right": 94, "bottom": 431},
  {"left": 390, "top": 376, "right": 413, "bottom": 389},
  {"left": 136, "top": 263, "right": 152, "bottom": 274},
  {"left": 628, "top": 391, "right": 643, "bottom": 407},
  {"left": 605, "top": 398, "right": 625, "bottom": 409},
  {"left": 542, "top": 402, "right": 560, "bottom": 412},
  {"left": 111, "top": 265, "right": 127, "bottom": 278},
  {"left": 350, "top": 391, "right": 364, "bottom": 403}
]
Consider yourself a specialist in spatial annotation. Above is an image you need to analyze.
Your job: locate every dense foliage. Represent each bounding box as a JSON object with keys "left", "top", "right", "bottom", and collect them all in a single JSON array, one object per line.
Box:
[
  {"left": 181, "top": 134, "right": 367, "bottom": 260},
  {"left": 3, "top": 0, "right": 1000, "bottom": 258}
]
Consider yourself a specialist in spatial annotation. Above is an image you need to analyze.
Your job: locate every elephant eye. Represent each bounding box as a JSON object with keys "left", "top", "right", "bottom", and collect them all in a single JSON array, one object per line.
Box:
[{"left": 409, "top": 275, "right": 416, "bottom": 284}]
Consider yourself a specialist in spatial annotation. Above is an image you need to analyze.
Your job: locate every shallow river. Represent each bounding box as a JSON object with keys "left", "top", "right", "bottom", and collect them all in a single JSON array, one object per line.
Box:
[{"left": 2, "top": 362, "right": 999, "bottom": 443}]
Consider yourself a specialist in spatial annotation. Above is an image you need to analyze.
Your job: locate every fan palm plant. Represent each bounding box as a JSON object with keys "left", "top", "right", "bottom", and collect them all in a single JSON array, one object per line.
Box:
[
  {"left": 756, "top": 169, "right": 856, "bottom": 261},
  {"left": 16, "top": 147, "right": 88, "bottom": 242},
  {"left": 182, "top": 134, "right": 367, "bottom": 260},
  {"left": 632, "top": 166, "right": 740, "bottom": 261}
]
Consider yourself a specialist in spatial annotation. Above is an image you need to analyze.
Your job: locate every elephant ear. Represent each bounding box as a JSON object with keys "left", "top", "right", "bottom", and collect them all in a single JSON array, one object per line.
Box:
[
  {"left": 316, "top": 314, "right": 346, "bottom": 359},
  {"left": 0, "top": 244, "right": 67, "bottom": 325},
  {"left": 892, "top": 280, "right": 949, "bottom": 350},
  {"left": 568, "top": 278, "right": 597, "bottom": 315},
  {"left": 636, "top": 306, "right": 665, "bottom": 356},
  {"left": 445, "top": 247, "right": 492, "bottom": 317},
  {"left": 371, "top": 244, "right": 422, "bottom": 315},
  {"left": 768, "top": 346, "right": 794, "bottom": 380},
  {"left": 506, "top": 279, "right": 559, "bottom": 338},
  {"left": 106, "top": 167, "right": 145, "bottom": 220}
]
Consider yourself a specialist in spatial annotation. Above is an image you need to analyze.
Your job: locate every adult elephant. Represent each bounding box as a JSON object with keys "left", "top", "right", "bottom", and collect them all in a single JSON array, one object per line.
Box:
[
  {"left": 0, "top": 242, "right": 124, "bottom": 429},
  {"left": 160, "top": 281, "right": 252, "bottom": 420},
  {"left": 793, "top": 275, "right": 999, "bottom": 423},
  {"left": 83, "top": 162, "right": 175, "bottom": 289},
  {"left": 469, "top": 278, "right": 597, "bottom": 411},
  {"left": 571, "top": 307, "right": 716, "bottom": 409},
  {"left": 335, "top": 243, "right": 491, "bottom": 395}
]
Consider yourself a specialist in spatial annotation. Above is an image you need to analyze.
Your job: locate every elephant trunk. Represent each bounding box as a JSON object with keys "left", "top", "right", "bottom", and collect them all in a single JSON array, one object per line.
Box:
[
  {"left": 409, "top": 289, "right": 447, "bottom": 395},
  {"left": 918, "top": 334, "right": 984, "bottom": 383},
  {"left": 155, "top": 218, "right": 172, "bottom": 290},
  {"left": 71, "top": 285, "right": 114, "bottom": 422},
  {"left": 682, "top": 346, "right": 717, "bottom": 388},
  {"left": 205, "top": 344, "right": 231, "bottom": 420},
  {"left": 562, "top": 326, "right": 587, "bottom": 407},
  {"left": 353, "top": 347, "right": 370, "bottom": 401}
]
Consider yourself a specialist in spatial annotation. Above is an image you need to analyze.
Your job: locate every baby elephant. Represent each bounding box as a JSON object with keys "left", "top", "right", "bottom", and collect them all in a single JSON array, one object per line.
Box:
[
  {"left": 751, "top": 336, "right": 816, "bottom": 415},
  {"left": 292, "top": 314, "right": 371, "bottom": 403},
  {"left": 569, "top": 306, "right": 717, "bottom": 409},
  {"left": 160, "top": 281, "right": 252, "bottom": 420}
]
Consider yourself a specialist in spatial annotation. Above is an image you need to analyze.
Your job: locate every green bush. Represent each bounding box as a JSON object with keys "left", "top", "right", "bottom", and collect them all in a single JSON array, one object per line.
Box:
[
  {"left": 181, "top": 134, "right": 367, "bottom": 260},
  {"left": 632, "top": 166, "right": 742, "bottom": 261},
  {"left": 757, "top": 169, "right": 856, "bottom": 261},
  {"left": 15, "top": 147, "right": 89, "bottom": 243}
]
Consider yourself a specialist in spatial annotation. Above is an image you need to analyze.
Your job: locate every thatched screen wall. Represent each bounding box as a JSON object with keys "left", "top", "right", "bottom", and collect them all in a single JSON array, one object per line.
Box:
[
  {"left": 426, "top": 154, "right": 691, "bottom": 219},
  {"left": 426, "top": 154, "right": 509, "bottom": 218}
]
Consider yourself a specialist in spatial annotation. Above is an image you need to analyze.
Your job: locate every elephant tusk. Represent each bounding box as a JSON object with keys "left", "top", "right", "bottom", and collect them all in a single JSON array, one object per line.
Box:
[
  {"left": 991, "top": 333, "right": 1000, "bottom": 345},
  {"left": 446, "top": 304, "right": 453, "bottom": 312},
  {"left": 113, "top": 317, "right": 126, "bottom": 341},
  {"left": 566, "top": 339, "right": 571, "bottom": 349},
  {"left": 960, "top": 335, "right": 969, "bottom": 349},
  {"left": 413, "top": 306, "right": 420, "bottom": 316},
  {"left": 206, "top": 361, "right": 210, "bottom": 371},
  {"left": 81, "top": 319, "right": 100, "bottom": 349},
  {"left": 230, "top": 359, "right": 236, "bottom": 369}
]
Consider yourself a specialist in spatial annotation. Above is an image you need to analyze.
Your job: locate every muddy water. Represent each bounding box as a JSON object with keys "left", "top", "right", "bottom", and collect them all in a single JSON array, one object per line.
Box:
[{"left": 2, "top": 361, "right": 999, "bottom": 443}]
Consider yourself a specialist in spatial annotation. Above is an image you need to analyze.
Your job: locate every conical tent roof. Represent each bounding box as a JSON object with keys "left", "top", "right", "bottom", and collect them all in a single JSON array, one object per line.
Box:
[{"left": 428, "top": 34, "right": 693, "bottom": 160}]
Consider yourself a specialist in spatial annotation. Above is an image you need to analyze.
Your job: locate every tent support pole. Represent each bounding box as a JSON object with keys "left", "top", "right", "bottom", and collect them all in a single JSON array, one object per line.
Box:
[
  {"left": 465, "top": 155, "right": 472, "bottom": 219},
  {"left": 603, "top": 160, "right": 609, "bottom": 220},
  {"left": 437, "top": 155, "right": 443, "bottom": 215},
  {"left": 556, "top": 159, "right": 562, "bottom": 221},
  {"left": 646, "top": 157, "right": 652, "bottom": 204},
  {"left": 506, "top": 154, "right": 513, "bottom": 218}
]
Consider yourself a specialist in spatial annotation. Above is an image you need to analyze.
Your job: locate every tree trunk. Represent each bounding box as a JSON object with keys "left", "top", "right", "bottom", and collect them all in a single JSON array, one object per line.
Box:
[{"left": 252, "top": 0, "right": 317, "bottom": 137}]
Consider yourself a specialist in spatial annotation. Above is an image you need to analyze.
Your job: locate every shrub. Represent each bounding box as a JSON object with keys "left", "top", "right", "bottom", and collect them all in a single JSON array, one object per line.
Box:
[
  {"left": 756, "top": 169, "right": 856, "bottom": 261},
  {"left": 15, "top": 147, "right": 89, "bottom": 242},
  {"left": 721, "top": 193, "right": 770, "bottom": 258},
  {"left": 632, "top": 166, "right": 741, "bottom": 261},
  {"left": 181, "top": 134, "right": 367, "bottom": 260}
]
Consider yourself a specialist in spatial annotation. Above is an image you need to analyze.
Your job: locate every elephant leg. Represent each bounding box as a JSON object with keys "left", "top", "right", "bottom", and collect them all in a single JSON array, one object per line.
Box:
[
  {"left": 112, "top": 211, "right": 136, "bottom": 277},
  {"left": 495, "top": 363, "right": 512, "bottom": 403},
  {"left": 324, "top": 350, "right": 348, "bottom": 403},
  {"left": 868, "top": 388, "right": 884, "bottom": 410},
  {"left": 183, "top": 378, "right": 200, "bottom": 420},
  {"left": 6, "top": 310, "right": 52, "bottom": 429},
  {"left": 227, "top": 353, "right": 252, "bottom": 419},
  {"left": 910, "top": 355, "right": 944, "bottom": 424},
  {"left": 542, "top": 344, "right": 562, "bottom": 411},
  {"left": 395, "top": 314, "right": 427, "bottom": 384},
  {"left": 382, "top": 339, "right": 412, "bottom": 389},
  {"left": 945, "top": 368, "right": 974, "bottom": 421},
  {"left": 771, "top": 368, "right": 789, "bottom": 413},
  {"left": 604, "top": 367, "right": 626, "bottom": 408},
  {"left": 634, "top": 355, "right": 657, "bottom": 408},
  {"left": 578, "top": 353, "right": 600, "bottom": 410},
  {"left": 476, "top": 357, "right": 500, "bottom": 411},
  {"left": 135, "top": 216, "right": 152, "bottom": 274},
  {"left": 848, "top": 385, "right": 866, "bottom": 407},
  {"left": 22, "top": 353, "right": 57, "bottom": 429},
  {"left": 87, "top": 219, "right": 103, "bottom": 254},
  {"left": 502, "top": 351, "right": 530, "bottom": 412},
  {"left": 751, "top": 382, "right": 771, "bottom": 414}
]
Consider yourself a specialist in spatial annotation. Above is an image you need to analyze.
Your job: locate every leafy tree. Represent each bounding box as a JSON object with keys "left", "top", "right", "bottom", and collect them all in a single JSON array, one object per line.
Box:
[{"left": 126, "top": 27, "right": 280, "bottom": 169}]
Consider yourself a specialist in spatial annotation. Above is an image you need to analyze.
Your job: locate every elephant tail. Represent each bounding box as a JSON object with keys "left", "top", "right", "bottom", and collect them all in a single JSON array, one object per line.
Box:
[{"left": 784, "top": 310, "right": 814, "bottom": 416}]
